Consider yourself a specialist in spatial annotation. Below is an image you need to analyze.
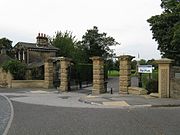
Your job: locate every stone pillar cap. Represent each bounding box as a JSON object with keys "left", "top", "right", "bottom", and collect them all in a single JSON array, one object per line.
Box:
[
  {"left": 117, "top": 55, "right": 135, "bottom": 60},
  {"left": 156, "top": 58, "right": 174, "bottom": 64},
  {"left": 90, "top": 56, "right": 104, "bottom": 60},
  {"left": 57, "top": 57, "right": 72, "bottom": 61}
]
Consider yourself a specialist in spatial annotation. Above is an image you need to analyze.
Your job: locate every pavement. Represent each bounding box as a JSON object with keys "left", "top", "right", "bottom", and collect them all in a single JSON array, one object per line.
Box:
[
  {"left": 79, "top": 92, "right": 180, "bottom": 108},
  {"left": 0, "top": 87, "right": 180, "bottom": 109}
]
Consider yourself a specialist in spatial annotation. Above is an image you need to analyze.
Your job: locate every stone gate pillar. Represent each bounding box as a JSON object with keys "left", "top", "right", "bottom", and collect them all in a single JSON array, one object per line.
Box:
[
  {"left": 156, "top": 58, "right": 173, "bottom": 98},
  {"left": 118, "top": 55, "right": 134, "bottom": 94},
  {"left": 59, "top": 57, "right": 72, "bottom": 92},
  {"left": 91, "top": 56, "right": 105, "bottom": 95},
  {"left": 44, "top": 58, "right": 54, "bottom": 88}
]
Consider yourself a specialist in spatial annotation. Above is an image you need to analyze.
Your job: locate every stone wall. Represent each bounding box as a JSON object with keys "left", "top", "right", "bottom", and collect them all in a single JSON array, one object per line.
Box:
[
  {"left": 0, "top": 68, "right": 13, "bottom": 88},
  {"left": 170, "top": 66, "right": 180, "bottom": 98},
  {"left": 11, "top": 80, "right": 45, "bottom": 88},
  {"left": 29, "top": 51, "right": 56, "bottom": 63},
  {"left": 128, "top": 87, "right": 147, "bottom": 95}
]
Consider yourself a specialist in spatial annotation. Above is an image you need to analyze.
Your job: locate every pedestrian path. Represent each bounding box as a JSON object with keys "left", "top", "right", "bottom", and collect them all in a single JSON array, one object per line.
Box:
[
  {"left": 79, "top": 93, "right": 180, "bottom": 108},
  {"left": 1, "top": 87, "right": 180, "bottom": 109}
]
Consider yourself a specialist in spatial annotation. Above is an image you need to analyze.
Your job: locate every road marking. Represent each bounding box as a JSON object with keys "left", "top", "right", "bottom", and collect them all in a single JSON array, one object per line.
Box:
[
  {"left": 103, "top": 101, "right": 130, "bottom": 106},
  {"left": 1, "top": 95, "right": 14, "bottom": 135},
  {"left": 29, "top": 90, "right": 50, "bottom": 94},
  {"left": 87, "top": 95, "right": 99, "bottom": 98}
]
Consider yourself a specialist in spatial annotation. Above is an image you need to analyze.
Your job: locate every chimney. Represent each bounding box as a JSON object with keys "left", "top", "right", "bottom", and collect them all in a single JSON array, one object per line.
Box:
[{"left": 36, "top": 33, "right": 49, "bottom": 47}]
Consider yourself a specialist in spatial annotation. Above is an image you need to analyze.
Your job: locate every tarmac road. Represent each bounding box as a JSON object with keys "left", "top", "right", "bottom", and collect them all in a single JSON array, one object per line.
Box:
[
  {"left": 0, "top": 95, "right": 12, "bottom": 135},
  {"left": 8, "top": 101, "right": 180, "bottom": 135}
]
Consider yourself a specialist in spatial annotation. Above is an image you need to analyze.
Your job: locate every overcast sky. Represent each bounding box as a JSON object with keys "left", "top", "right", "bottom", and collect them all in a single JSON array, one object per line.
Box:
[{"left": 0, "top": 0, "right": 163, "bottom": 60}]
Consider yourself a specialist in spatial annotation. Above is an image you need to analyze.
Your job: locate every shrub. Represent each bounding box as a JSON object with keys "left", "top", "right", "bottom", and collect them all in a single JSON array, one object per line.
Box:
[
  {"left": 146, "top": 79, "right": 158, "bottom": 94},
  {"left": 131, "top": 70, "right": 136, "bottom": 75},
  {"left": 108, "top": 70, "right": 119, "bottom": 77},
  {"left": 2, "top": 60, "right": 27, "bottom": 80}
]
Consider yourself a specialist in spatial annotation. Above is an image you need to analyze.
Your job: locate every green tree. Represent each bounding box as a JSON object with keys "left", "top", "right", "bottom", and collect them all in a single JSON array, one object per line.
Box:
[
  {"left": 0, "top": 38, "right": 12, "bottom": 49},
  {"left": 146, "top": 59, "right": 158, "bottom": 69},
  {"left": 114, "top": 59, "right": 119, "bottom": 71},
  {"left": 131, "top": 60, "right": 137, "bottom": 70},
  {"left": 52, "top": 31, "right": 88, "bottom": 63},
  {"left": 0, "top": 38, "right": 13, "bottom": 57},
  {"left": 139, "top": 59, "right": 147, "bottom": 65},
  {"left": 2, "top": 60, "right": 27, "bottom": 80},
  {"left": 72, "top": 41, "right": 89, "bottom": 63},
  {"left": 52, "top": 31, "right": 76, "bottom": 58},
  {"left": 81, "top": 26, "right": 120, "bottom": 60},
  {"left": 106, "top": 59, "right": 114, "bottom": 71},
  {"left": 147, "top": 0, "right": 180, "bottom": 65}
]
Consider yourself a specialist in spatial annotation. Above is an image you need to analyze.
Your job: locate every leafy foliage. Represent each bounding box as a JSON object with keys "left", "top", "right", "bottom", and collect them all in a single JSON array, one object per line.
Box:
[
  {"left": 139, "top": 59, "right": 147, "bottom": 65},
  {"left": 81, "top": 26, "right": 120, "bottom": 59},
  {"left": 0, "top": 38, "right": 12, "bottom": 49},
  {"left": 146, "top": 59, "right": 158, "bottom": 70},
  {"left": 146, "top": 79, "right": 158, "bottom": 94},
  {"left": 2, "top": 60, "right": 27, "bottom": 80},
  {"left": 52, "top": 31, "right": 76, "bottom": 58},
  {"left": 131, "top": 60, "right": 137, "bottom": 70},
  {"left": 0, "top": 38, "right": 14, "bottom": 57},
  {"left": 147, "top": 0, "right": 180, "bottom": 65},
  {"left": 52, "top": 31, "right": 87, "bottom": 63}
]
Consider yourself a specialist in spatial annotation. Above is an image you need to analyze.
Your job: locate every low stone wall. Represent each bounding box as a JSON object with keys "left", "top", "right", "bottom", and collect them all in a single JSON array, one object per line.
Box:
[
  {"left": 128, "top": 87, "right": 147, "bottom": 95},
  {"left": 0, "top": 68, "right": 13, "bottom": 88},
  {"left": 11, "top": 80, "right": 45, "bottom": 88},
  {"left": 170, "top": 66, "right": 180, "bottom": 98}
]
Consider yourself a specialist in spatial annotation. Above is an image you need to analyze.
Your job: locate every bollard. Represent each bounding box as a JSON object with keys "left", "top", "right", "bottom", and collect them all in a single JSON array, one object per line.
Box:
[{"left": 110, "top": 88, "right": 113, "bottom": 94}]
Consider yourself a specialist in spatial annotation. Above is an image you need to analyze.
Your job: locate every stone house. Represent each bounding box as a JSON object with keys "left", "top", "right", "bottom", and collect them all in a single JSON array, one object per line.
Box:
[
  {"left": 14, "top": 33, "right": 59, "bottom": 79},
  {"left": 14, "top": 33, "right": 58, "bottom": 65}
]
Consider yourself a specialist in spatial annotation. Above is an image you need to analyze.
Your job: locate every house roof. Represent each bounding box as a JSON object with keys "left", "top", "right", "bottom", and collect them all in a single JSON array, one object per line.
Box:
[{"left": 14, "top": 42, "right": 59, "bottom": 51}]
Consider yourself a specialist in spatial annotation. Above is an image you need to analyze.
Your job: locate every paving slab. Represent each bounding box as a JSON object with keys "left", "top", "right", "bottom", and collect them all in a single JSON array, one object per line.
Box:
[
  {"left": 1, "top": 87, "right": 180, "bottom": 109},
  {"left": 80, "top": 93, "right": 180, "bottom": 108}
]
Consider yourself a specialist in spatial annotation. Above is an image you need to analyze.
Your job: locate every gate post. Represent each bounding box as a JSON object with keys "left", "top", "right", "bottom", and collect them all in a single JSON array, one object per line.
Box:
[
  {"left": 91, "top": 56, "right": 105, "bottom": 95},
  {"left": 44, "top": 58, "right": 54, "bottom": 88},
  {"left": 59, "top": 57, "right": 72, "bottom": 92},
  {"left": 156, "top": 58, "right": 173, "bottom": 98},
  {"left": 118, "top": 55, "right": 134, "bottom": 94}
]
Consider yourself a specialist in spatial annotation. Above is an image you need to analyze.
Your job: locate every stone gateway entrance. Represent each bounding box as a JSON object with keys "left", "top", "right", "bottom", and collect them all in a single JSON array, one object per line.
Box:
[
  {"left": 118, "top": 55, "right": 135, "bottom": 94},
  {"left": 2, "top": 53, "right": 180, "bottom": 98}
]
